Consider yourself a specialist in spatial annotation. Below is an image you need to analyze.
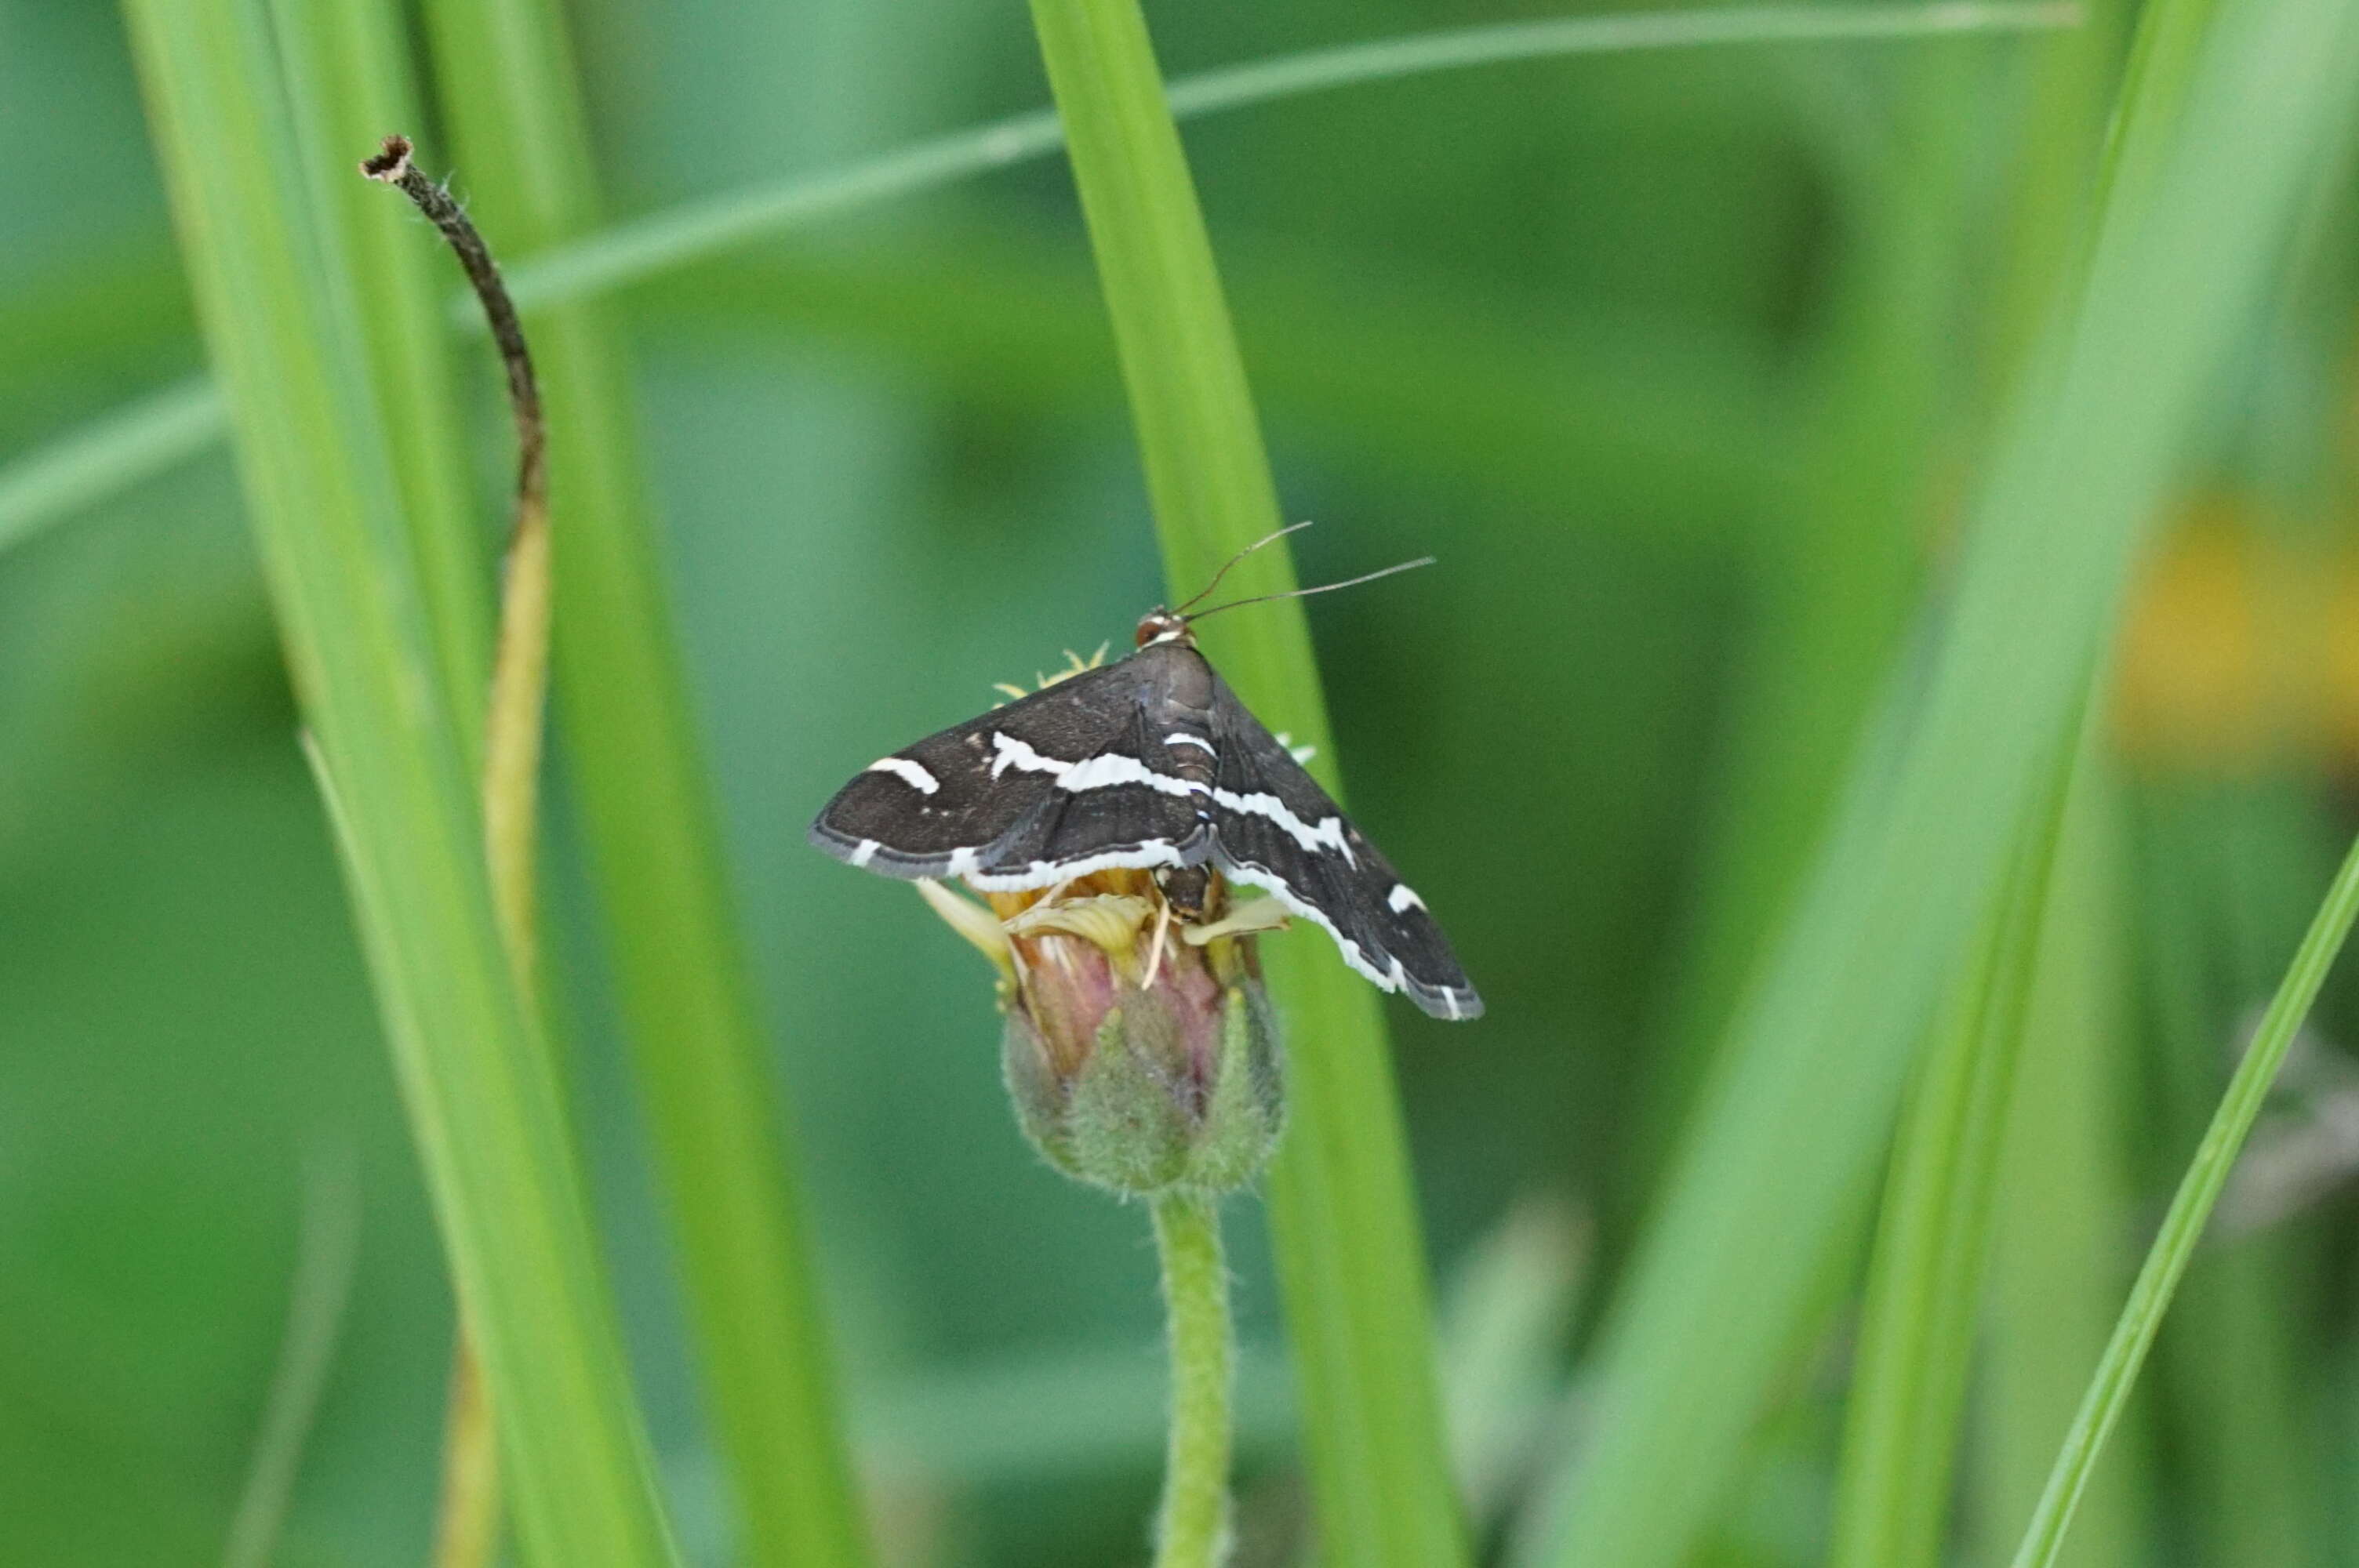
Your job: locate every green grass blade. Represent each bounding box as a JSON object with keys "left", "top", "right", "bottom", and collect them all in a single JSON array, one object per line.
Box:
[
  {"left": 1972, "top": 753, "right": 2151, "bottom": 1568},
  {"left": 1828, "top": 724, "right": 2081, "bottom": 1568},
  {"left": 633, "top": 234, "right": 1773, "bottom": 554},
  {"left": 505, "top": 2, "right": 2076, "bottom": 314},
  {"left": 415, "top": 6, "right": 873, "bottom": 1566},
  {"left": 118, "top": 4, "right": 678, "bottom": 1563},
  {"left": 0, "top": 376, "right": 221, "bottom": 554},
  {"left": 1026, "top": 2, "right": 1466, "bottom": 1563},
  {"left": 2135, "top": 786, "right": 2322, "bottom": 1566},
  {"left": 283, "top": 0, "right": 493, "bottom": 757},
  {"left": 2008, "top": 822, "right": 2359, "bottom": 1565},
  {"left": 221, "top": 1145, "right": 362, "bottom": 1568},
  {"left": 1633, "top": 41, "right": 1986, "bottom": 1192},
  {"left": 1161, "top": 0, "right": 2074, "bottom": 111},
  {"left": 1521, "top": 0, "right": 2359, "bottom": 1560},
  {"left": 0, "top": 5, "right": 2077, "bottom": 557}
]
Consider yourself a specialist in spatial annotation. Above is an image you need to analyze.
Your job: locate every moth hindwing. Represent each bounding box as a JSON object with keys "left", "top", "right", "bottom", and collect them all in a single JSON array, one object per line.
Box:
[{"left": 810, "top": 613, "right": 1481, "bottom": 1020}]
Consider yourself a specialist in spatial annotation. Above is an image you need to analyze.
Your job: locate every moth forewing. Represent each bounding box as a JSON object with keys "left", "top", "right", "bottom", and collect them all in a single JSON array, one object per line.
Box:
[{"left": 810, "top": 610, "right": 1481, "bottom": 1020}]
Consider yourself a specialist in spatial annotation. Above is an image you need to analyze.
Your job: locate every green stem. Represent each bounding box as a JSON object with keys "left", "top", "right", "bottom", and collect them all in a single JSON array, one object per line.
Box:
[{"left": 1152, "top": 1193, "right": 1235, "bottom": 1568}]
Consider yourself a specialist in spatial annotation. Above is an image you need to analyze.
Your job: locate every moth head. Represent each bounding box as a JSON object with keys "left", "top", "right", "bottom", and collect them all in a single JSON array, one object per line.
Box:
[{"left": 1134, "top": 609, "right": 1194, "bottom": 648}]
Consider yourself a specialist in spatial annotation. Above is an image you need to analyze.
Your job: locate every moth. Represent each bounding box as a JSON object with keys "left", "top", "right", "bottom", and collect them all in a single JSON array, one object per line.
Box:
[{"left": 809, "top": 528, "right": 1481, "bottom": 1021}]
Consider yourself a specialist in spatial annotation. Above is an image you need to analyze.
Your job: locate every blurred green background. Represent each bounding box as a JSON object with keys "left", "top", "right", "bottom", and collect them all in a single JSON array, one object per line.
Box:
[{"left": 6, "top": 1, "right": 2359, "bottom": 1565}]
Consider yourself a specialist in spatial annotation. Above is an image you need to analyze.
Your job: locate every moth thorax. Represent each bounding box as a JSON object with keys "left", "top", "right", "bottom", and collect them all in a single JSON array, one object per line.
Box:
[{"left": 1135, "top": 609, "right": 1192, "bottom": 648}]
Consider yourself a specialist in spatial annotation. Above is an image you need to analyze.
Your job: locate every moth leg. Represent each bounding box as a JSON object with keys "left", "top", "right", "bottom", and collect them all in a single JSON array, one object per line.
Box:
[{"left": 1141, "top": 895, "right": 1174, "bottom": 989}]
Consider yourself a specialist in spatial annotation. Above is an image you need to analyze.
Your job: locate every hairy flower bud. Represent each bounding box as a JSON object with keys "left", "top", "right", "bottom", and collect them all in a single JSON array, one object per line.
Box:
[{"left": 921, "top": 868, "right": 1285, "bottom": 1196}]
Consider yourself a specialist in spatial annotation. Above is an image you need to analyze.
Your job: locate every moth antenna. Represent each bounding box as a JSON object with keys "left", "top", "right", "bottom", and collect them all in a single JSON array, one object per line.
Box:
[
  {"left": 1171, "top": 521, "right": 1315, "bottom": 614},
  {"left": 1185, "top": 554, "right": 1437, "bottom": 623}
]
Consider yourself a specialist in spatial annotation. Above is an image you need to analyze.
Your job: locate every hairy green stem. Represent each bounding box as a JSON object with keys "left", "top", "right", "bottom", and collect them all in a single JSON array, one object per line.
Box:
[{"left": 1152, "top": 1193, "right": 1235, "bottom": 1568}]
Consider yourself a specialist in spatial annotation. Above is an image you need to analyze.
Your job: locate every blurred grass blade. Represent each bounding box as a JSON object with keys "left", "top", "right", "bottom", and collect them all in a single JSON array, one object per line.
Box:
[
  {"left": 2008, "top": 823, "right": 2359, "bottom": 1566},
  {"left": 118, "top": 3, "right": 679, "bottom": 1564},
  {"left": 1828, "top": 724, "right": 2081, "bottom": 1568},
  {"left": 507, "top": 1, "right": 2075, "bottom": 312},
  {"left": 1027, "top": 2, "right": 1467, "bottom": 1563},
  {"left": 636, "top": 232, "right": 1771, "bottom": 555},
  {"left": 0, "top": 376, "right": 220, "bottom": 554},
  {"left": 1438, "top": 1200, "right": 1590, "bottom": 1526},
  {"left": 221, "top": 1145, "right": 362, "bottom": 1568},
  {"left": 1972, "top": 756, "right": 2150, "bottom": 1568},
  {"left": 416, "top": 5, "right": 873, "bottom": 1566},
  {"left": 1633, "top": 35, "right": 1987, "bottom": 1203},
  {"left": 1522, "top": 0, "right": 2359, "bottom": 1561},
  {"left": 0, "top": 4, "right": 2077, "bottom": 556},
  {"left": 2139, "top": 786, "right": 2322, "bottom": 1565},
  {"left": 859, "top": 1342, "right": 1298, "bottom": 1483},
  {"left": 1159, "top": 0, "right": 2074, "bottom": 112}
]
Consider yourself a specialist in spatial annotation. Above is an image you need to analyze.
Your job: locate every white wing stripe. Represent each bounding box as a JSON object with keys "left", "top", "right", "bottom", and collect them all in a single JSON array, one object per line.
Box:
[
  {"left": 990, "top": 731, "right": 1069, "bottom": 779},
  {"left": 962, "top": 840, "right": 1195, "bottom": 889},
  {"left": 1217, "top": 861, "right": 1395, "bottom": 993},
  {"left": 1210, "top": 787, "right": 1354, "bottom": 864},
  {"left": 1059, "top": 751, "right": 1209, "bottom": 797},
  {"left": 867, "top": 757, "right": 940, "bottom": 794}
]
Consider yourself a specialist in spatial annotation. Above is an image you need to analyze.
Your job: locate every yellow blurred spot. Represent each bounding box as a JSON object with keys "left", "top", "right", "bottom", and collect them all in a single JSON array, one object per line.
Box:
[{"left": 2112, "top": 503, "right": 2343, "bottom": 773}]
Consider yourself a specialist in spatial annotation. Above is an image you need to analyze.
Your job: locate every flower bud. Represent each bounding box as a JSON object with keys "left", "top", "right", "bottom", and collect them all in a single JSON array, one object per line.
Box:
[{"left": 923, "top": 868, "right": 1285, "bottom": 1196}]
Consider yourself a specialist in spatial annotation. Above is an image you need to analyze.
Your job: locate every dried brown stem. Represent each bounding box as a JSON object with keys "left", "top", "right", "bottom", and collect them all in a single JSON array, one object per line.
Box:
[
  {"left": 362, "top": 136, "right": 544, "bottom": 519},
  {"left": 362, "top": 132, "right": 554, "bottom": 1568}
]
